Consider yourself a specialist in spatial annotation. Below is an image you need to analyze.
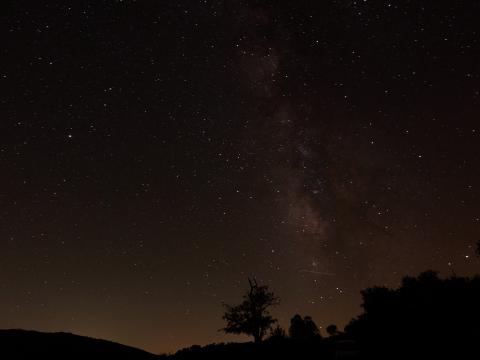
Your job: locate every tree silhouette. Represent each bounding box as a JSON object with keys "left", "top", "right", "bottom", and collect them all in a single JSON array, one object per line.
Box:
[
  {"left": 289, "top": 314, "right": 303, "bottom": 339},
  {"left": 221, "top": 278, "right": 279, "bottom": 343},
  {"left": 303, "top": 316, "right": 320, "bottom": 339},
  {"left": 289, "top": 314, "right": 321, "bottom": 341}
]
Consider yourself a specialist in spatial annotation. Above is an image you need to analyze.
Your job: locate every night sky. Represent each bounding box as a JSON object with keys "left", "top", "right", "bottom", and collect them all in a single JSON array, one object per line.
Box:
[{"left": 2, "top": 0, "right": 480, "bottom": 354}]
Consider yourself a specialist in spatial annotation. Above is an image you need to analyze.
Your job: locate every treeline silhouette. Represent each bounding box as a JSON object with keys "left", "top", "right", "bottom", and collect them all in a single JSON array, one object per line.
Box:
[
  {"left": 164, "top": 271, "right": 480, "bottom": 359},
  {"left": 345, "top": 270, "right": 480, "bottom": 358}
]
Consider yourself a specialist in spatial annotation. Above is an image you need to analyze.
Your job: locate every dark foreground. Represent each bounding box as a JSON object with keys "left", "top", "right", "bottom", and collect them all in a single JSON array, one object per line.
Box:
[
  {"left": 2, "top": 329, "right": 479, "bottom": 360},
  {"left": 0, "top": 329, "right": 157, "bottom": 359},
  {"left": 3, "top": 272, "right": 480, "bottom": 359}
]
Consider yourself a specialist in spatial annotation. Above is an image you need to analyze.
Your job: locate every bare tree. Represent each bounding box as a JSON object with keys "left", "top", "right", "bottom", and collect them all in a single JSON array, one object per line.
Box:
[{"left": 221, "top": 278, "right": 280, "bottom": 343}]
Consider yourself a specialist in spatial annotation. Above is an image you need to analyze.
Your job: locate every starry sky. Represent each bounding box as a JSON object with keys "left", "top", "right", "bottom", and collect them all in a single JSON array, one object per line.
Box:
[{"left": 2, "top": 0, "right": 480, "bottom": 354}]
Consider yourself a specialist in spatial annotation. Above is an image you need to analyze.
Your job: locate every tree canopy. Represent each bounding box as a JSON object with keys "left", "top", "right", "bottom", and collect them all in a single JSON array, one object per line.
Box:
[
  {"left": 289, "top": 314, "right": 321, "bottom": 341},
  {"left": 345, "top": 271, "right": 480, "bottom": 358},
  {"left": 221, "top": 278, "right": 280, "bottom": 343}
]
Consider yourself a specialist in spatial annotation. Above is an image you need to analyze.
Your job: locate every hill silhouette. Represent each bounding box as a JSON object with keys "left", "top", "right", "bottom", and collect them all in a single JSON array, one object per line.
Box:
[{"left": 0, "top": 329, "right": 157, "bottom": 359}]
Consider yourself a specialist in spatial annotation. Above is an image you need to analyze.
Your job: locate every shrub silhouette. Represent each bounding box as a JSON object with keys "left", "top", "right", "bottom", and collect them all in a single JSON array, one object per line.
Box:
[
  {"left": 221, "top": 278, "right": 280, "bottom": 343},
  {"left": 326, "top": 324, "right": 338, "bottom": 336},
  {"left": 268, "top": 325, "right": 287, "bottom": 341}
]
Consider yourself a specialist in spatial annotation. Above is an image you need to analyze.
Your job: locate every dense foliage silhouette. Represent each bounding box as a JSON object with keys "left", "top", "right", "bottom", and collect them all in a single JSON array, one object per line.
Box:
[
  {"left": 345, "top": 270, "right": 480, "bottom": 358},
  {"left": 289, "top": 314, "right": 321, "bottom": 341}
]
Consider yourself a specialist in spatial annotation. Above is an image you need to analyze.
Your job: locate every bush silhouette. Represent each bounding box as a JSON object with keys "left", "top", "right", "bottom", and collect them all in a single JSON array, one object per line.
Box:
[
  {"left": 268, "top": 325, "right": 287, "bottom": 341},
  {"left": 326, "top": 324, "right": 338, "bottom": 336}
]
